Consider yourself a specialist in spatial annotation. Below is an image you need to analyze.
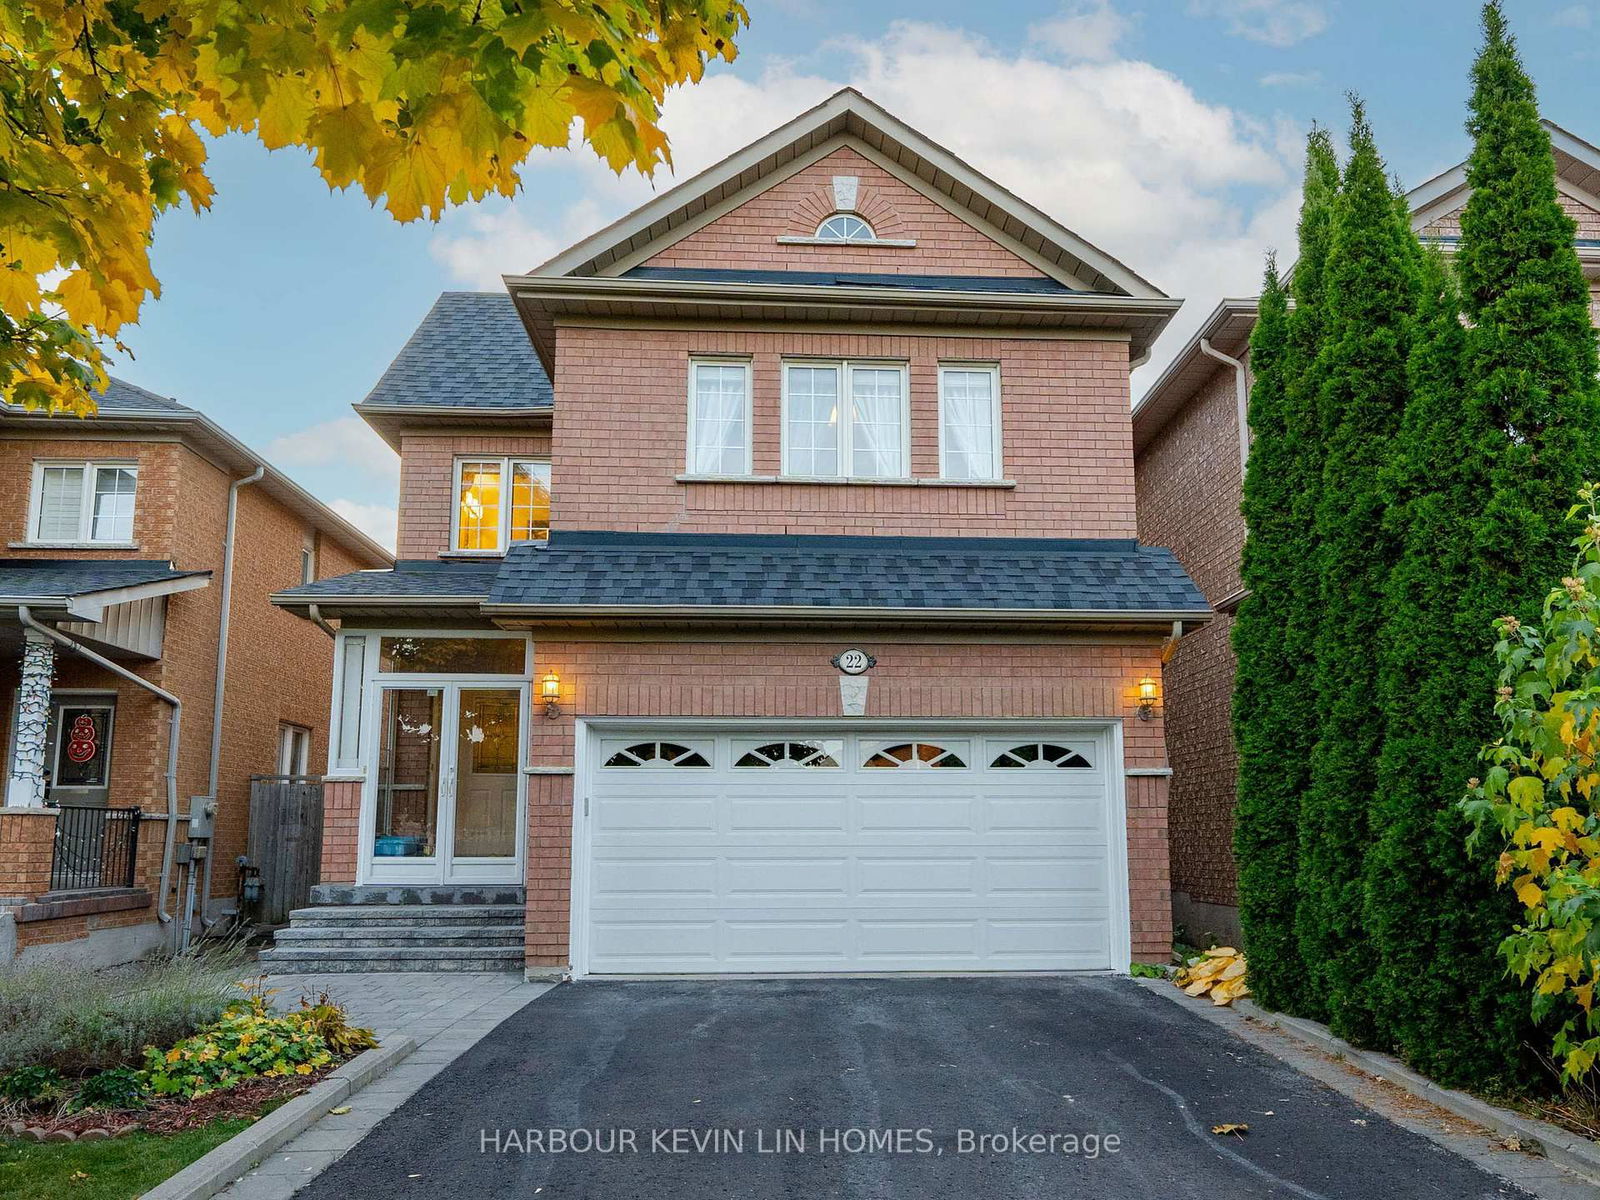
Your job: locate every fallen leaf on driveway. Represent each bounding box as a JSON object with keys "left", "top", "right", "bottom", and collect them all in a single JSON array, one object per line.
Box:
[
  {"left": 1211, "top": 1123, "right": 1250, "bottom": 1136},
  {"left": 328, "top": 1106, "right": 351, "bottom": 1115}
]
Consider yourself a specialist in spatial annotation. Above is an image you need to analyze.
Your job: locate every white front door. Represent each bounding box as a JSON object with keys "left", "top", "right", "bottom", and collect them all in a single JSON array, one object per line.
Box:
[
  {"left": 576, "top": 724, "right": 1127, "bottom": 975},
  {"left": 364, "top": 683, "right": 525, "bottom": 885}
]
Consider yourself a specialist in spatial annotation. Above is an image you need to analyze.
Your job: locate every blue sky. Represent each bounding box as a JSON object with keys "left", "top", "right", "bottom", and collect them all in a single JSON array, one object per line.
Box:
[{"left": 111, "top": 1, "right": 1600, "bottom": 547}]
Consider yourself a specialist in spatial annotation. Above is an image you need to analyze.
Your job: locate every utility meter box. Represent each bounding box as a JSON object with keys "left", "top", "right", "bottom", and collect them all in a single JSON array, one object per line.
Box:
[{"left": 187, "top": 795, "right": 216, "bottom": 839}]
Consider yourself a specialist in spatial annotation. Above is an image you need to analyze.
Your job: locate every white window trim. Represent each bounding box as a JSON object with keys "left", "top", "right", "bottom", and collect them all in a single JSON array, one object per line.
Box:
[
  {"left": 277, "top": 723, "right": 312, "bottom": 775},
  {"left": 26, "top": 460, "right": 139, "bottom": 547},
  {"left": 937, "top": 362, "right": 1004, "bottom": 483},
  {"left": 448, "top": 455, "right": 551, "bottom": 557},
  {"left": 685, "top": 357, "right": 753, "bottom": 477},
  {"left": 780, "top": 359, "right": 911, "bottom": 481}
]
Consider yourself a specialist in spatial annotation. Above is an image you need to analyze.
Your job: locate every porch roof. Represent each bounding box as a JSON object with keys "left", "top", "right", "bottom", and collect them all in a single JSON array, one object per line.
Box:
[
  {"left": 0, "top": 558, "right": 210, "bottom": 621},
  {"left": 270, "top": 559, "right": 500, "bottom": 618}
]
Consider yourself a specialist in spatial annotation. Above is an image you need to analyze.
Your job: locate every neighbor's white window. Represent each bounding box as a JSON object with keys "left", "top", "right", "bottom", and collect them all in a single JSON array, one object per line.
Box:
[
  {"left": 453, "top": 457, "right": 551, "bottom": 552},
  {"left": 30, "top": 461, "right": 138, "bottom": 544},
  {"left": 276, "top": 723, "right": 311, "bottom": 775},
  {"left": 782, "top": 361, "right": 908, "bottom": 480},
  {"left": 939, "top": 365, "right": 1002, "bottom": 481},
  {"left": 687, "top": 359, "right": 752, "bottom": 475}
]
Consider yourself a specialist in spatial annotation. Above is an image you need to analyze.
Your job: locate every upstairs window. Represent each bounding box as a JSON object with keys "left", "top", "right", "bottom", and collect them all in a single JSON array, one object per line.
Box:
[
  {"left": 939, "top": 365, "right": 1002, "bottom": 481},
  {"left": 687, "top": 359, "right": 752, "bottom": 476},
  {"left": 782, "top": 361, "right": 908, "bottom": 480},
  {"left": 454, "top": 457, "right": 550, "bottom": 553},
  {"left": 815, "top": 213, "right": 876, "bottom": 242},
  {"left": 30, "top": 461, "right": 138, "bottom": 544}
]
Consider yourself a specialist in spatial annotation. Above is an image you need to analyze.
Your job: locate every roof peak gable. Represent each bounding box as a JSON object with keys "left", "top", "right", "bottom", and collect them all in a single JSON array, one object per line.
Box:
[{"left": 528, "top": 88, "right": 1165, "bottom": 299}]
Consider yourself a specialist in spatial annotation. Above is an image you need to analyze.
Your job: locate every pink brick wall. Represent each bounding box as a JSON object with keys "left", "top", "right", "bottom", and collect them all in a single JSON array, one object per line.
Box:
[
  {"left": 1423, "top": 191, "right": 1600, "bottom": 240},
  {"left": 644, "top": 146, "right": 1049, "bottom": 278},
  {"left": 549, "top": 328, "right": 1138, "bottom": 538}
]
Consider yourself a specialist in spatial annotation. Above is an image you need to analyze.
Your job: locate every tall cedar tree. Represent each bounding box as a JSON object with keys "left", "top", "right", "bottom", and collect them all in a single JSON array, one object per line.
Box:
[
  {"left": 1234, "top": 129, "right": 1341, "bottom": 1020},
  {"left": 1231, "top": 260, "right": 1305, "bottom": 1012},
  {"left": 1441, "top": 2, "right": 1600, "bottom": 1084},
  {"left": 1294, "top": 101, "right": 1418, "bottom": 1045},
  {"left": 1366, "top": 247, "right": 1533, "bottom": 1086}
]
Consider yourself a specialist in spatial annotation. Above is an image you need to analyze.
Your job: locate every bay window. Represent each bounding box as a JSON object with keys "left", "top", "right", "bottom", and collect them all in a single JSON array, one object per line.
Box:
[
  {"left": 938, "top": 365, "right": 1002, "bottom": 481},
  {"left": 687, "top": 359, "right": 752, "bottom": 475},
  {"left": 29, "top": 461, "right": 138, "bottom": 544},
  {"left": 782, "top": 360, "right": 908, "bottom": 479},
  {"left": 453, "top": 457, "right": 550, "bottom": 553}
]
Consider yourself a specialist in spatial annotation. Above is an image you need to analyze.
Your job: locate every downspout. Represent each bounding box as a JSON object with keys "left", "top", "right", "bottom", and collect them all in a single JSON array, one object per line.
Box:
[
  {"left": 1199, "top": 339, "right": 1250, "bottom": 476},
  {"left": 17, "top": 606, "right": 182, "bottom": 934},
  {"left": 202, "top": 466, "right": 264, "bottom": 928},
  {"left": 307, "top": 603, "right": 337, "bottom": 639}
]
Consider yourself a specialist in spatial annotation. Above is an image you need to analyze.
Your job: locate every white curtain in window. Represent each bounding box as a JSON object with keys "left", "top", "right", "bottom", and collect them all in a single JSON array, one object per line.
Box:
[
  {"left": 849, "top": 367, "right": 905, "bottom": 478},
  {"left": 940, "top": 369, "right": 997, "bottom": 480},
  {"left": 784, "top": 365, "right": 840, "bottom": 476},
  {"left": 691, "top": 364, "right": 749, "bottom": 475},
  {"left": 36, "top": 466, "right": 84, "bottom": 541}
]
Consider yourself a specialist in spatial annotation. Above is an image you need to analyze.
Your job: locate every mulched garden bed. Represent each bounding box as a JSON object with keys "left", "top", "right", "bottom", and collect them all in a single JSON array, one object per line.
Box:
[{"left": 4, "top": 1064, "right": 336, "bottom": 1141}]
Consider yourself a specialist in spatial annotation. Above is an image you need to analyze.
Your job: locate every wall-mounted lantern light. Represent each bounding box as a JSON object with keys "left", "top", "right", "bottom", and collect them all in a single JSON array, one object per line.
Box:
[
  {"left": 1136, "top": 675, "right": 1160, "bottom": 721},
  {"left": 540, "top": 670, "right": 562, "bottom": 719}
]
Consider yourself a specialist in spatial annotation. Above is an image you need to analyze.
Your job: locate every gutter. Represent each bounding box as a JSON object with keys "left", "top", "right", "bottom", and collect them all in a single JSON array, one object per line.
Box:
[
  {"left": 17, "top": 606, "right": 182, "bottom": 937},
  {"left": 201, "top": 466, "right": 263, "bottom": 927},
  {"left": 1199, "top": 338, "right": 1250, "bottom": 475}
]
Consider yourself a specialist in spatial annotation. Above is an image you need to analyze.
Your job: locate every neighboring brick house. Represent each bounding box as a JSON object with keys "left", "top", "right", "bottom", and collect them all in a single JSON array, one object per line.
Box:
[
  {"left": 0, "top": 380, "right": 389, "bottom": 966},
  {"left": 266, "top": 89, "right": 1210, "bottom": 977},
  {"left": 1133, "top": 119, "right": 1600, "bottom": 941}
]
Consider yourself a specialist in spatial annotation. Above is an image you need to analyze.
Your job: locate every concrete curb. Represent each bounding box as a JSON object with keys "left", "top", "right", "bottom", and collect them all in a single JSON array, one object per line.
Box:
[
  {"left": 1138, "top": 978, "right": 1600, "bottom": 1186},
  {"left": 141, "top": 1035, "right": 416, "bottom": 1200}
]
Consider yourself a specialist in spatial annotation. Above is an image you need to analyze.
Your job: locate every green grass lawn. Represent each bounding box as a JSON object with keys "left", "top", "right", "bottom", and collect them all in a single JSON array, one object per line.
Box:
[{"left": 0, "top": 1119, "right": 252, "bottom": 1200}]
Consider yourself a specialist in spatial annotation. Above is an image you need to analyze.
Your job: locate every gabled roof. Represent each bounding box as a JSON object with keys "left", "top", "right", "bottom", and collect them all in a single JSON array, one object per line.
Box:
[
  {"left": 353, "top": 292, "right": 553, "bottom": 448},
  {"left": 1407, "top": 118, "right": 1600, "bottom": 240},
  {"left": 531, "top": 88, "right": 1166, "bottom": 299},
  {"left": 0, "top": 558, "right": 210, "bottom": 620},
  {"left": 0, "top": 379, "right": 391, "bottom": 566},
  {"left": 1131, "top": 300, "right": 1258, "bottom": 453}
]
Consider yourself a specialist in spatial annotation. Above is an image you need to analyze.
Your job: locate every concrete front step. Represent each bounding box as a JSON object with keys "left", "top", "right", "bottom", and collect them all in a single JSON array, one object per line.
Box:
[
  {"left": 258, "top": 944, "right": 526, "bottom": 973},
  {"left": 274, "top": 926, "right": 525, "bottom": 949},
  {"left": 309, "top": 884, "right": 525, "bottom": 907},
  {"left": 287, "top": 905, "right": 524, "bottom": 928}
]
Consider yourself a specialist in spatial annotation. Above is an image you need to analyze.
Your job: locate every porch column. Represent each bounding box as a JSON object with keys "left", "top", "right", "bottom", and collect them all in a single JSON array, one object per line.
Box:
[{"left": 5, "top": 628, "right": 54, "bottom": 808}]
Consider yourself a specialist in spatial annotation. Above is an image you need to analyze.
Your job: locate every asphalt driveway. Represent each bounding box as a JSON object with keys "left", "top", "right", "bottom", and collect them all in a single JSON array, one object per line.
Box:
[{"left": 297, "top": 976, "right": 1534, "bottom": 1200}]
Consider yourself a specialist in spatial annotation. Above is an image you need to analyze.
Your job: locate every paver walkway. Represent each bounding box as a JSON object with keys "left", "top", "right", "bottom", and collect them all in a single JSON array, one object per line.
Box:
[{"left": 214, "top": 972, "right": 551, "bottom": 1200}]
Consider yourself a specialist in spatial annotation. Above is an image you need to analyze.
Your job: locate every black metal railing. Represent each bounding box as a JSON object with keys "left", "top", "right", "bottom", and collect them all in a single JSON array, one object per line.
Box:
[{"left": 49, "top": 805, "right": 141, "bottom": 892}]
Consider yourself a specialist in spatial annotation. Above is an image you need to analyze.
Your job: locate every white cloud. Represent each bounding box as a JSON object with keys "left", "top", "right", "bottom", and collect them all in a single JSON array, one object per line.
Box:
[
  {"left": 1030, "top": 2, "right": 1135, "bottom": 63},
  {"left": 328, "top": 500, "right": 398, "bottom": 552},
  {"left": 1260, "top": 69, "right": 1322, "bottom": 87},
  {"left": 1552, "top": 4, "right": 1592, "bottom": 27},
  {"left": 1189, "top": 0, "right": 1329, "bottom": 47},
  {"left": 266, "top": 416, "right": 399, "bottom": 482},
  {"left": 429, "top": 14, "right": 1299, "bottom": 392}
]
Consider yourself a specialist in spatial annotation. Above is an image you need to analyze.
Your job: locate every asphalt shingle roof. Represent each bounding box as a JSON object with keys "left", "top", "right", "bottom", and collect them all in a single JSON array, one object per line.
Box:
[
  {"left": 278, "top": 559, "right": 502, "bottom": 601},
  {"left": 484, "top": 532, "right": 1207, "bottom": 614},
  {"left": 360, "top": 292, "right": 552, "bottom": 410},
  {"left": 0, "top": 558, "right": 208, "bottom": 601},
  {"left": 621, "top": 267, "right": 1083, "bottom": 294}
]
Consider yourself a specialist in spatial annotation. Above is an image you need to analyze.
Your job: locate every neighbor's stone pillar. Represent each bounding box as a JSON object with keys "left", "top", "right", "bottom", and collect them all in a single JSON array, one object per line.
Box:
[{"left": 4, "top": 630, "right": 53, "bottom": 809}]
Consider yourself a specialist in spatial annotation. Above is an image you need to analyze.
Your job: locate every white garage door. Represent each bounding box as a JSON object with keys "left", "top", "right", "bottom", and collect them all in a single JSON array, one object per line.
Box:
[{"left": 578, "top": 727, "right": 1123, "bottom": 975}]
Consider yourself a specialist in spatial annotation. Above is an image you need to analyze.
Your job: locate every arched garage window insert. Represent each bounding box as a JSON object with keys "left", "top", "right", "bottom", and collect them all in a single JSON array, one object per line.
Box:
[
  {"left": 863, "top": 742, "right": 967, "bottom": 769},
  {"left": 603, "top": 742, "right": 711, "bottom": 768},
  {"left": 734, "top": 741, "right": 842, "bottom": 768},
  {"left": 989, "top": 743, "right": 1093, "bottom": 769}
]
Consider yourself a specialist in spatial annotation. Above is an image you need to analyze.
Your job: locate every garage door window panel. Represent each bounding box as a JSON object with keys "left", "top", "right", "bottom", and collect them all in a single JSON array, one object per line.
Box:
[
  {"left": 733, "top": 740, "right": 843, "bottom": 768},
  {"left": 603, "top": 741, "right": 712, "bottom": 768},
  {"left": 863, "top": 741, "right": 968, "bottom": 769},
  {"left": 990, "top": 743, "right": 1093, "bottom": 769}
]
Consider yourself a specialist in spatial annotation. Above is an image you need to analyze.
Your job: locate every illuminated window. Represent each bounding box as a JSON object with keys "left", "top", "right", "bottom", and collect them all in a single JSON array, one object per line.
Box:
[
  {"left": 30, "top": 461, "right": 138, "bottom": 544},
  {"left": 453, "top": 457, "right": 550, "bottom": 552},
  {"left": 815, "top": 213, "right": 876, "bottom": 242},
  {"left": 863, "top": 742, "right": 967, "bottom": 769}
]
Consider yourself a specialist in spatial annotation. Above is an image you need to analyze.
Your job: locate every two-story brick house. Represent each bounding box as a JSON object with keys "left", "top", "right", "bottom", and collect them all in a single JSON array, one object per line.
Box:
[
  {"left": 267, "top": 90, "right": 1209, "bottom": 977},
  {"left": 0, "top": 379, "right": 390, "bottom": 966},
  {"left": 1133, "top": 119, "right": 1600, "bottom": 942}
]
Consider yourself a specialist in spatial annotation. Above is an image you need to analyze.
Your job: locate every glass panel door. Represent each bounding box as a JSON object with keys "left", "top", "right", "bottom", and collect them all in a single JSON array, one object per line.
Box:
[
  {"left": 451, "top": 689, "right": 520, "bottom": 863},
  {"left": 373, "top": 688, "right": 444, "bottom": 868}
]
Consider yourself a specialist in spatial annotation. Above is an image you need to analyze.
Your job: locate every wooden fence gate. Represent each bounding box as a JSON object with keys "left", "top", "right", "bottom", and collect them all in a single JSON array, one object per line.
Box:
[{"left": 247, "top": 775, "right": 323, "bottom": 926}]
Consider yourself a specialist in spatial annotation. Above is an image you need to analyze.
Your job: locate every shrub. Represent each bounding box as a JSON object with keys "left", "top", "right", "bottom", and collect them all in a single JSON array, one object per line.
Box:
[
  {"left": 0, "top": 1065, "right": 62, "bottom": 1107},
  {"left": 70, "top": 1067, "right": 151, "bottom": 1112},
  {"left": 294, "top": 992, "right": 379, "bottom": 1057},
  {"left": 0, "top": 944, "right": 246, "bottom": 1077}
]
